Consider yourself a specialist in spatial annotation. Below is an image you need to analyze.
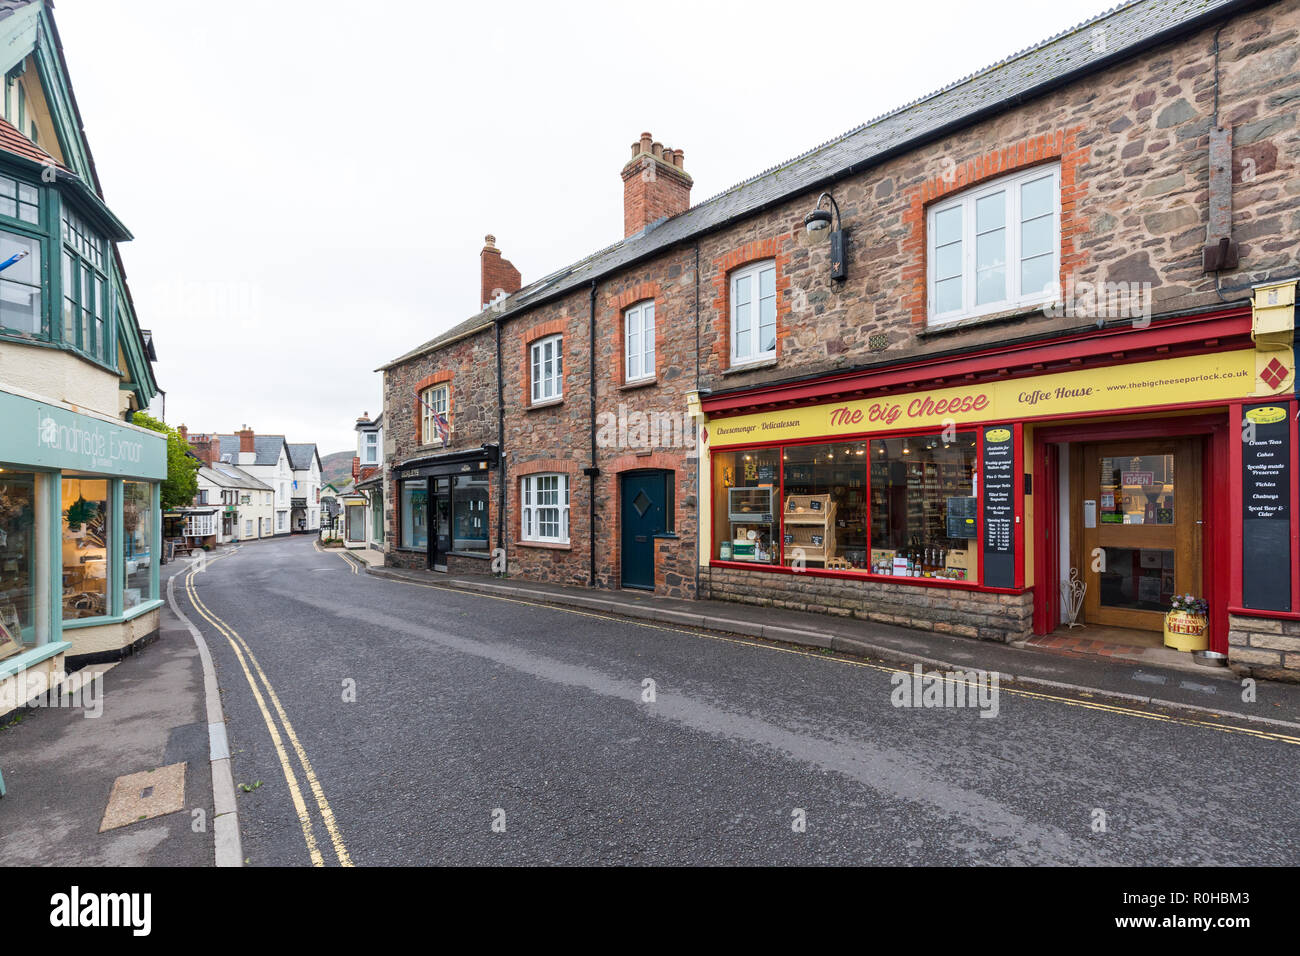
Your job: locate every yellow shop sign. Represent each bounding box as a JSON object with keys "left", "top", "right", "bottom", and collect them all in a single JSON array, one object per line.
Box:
[{"left": 708, "top": 348, "right": 1271, "bottom": 448}]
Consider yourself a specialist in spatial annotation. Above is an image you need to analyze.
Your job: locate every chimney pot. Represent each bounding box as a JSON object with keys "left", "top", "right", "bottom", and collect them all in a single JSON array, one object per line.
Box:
[{"left": 621, "top": 130, "right": 693, "bottom": 238}]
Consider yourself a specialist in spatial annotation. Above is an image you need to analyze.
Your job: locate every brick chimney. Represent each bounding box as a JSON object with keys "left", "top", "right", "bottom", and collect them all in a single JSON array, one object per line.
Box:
[
  {"left": 621, "top": 131, "right": 692, "bottom": 238},
  {"left": 237, "top": 425, "right": 255, "bottom": 466},
  {"left": 480, "top": 235, "right": 521, "bottom": 310},
  {"left": 190, "top": 434, "right": 218, "bottom": 467},
  {"left": 178, "top": 424, "right": 189, "bottom": 443}
]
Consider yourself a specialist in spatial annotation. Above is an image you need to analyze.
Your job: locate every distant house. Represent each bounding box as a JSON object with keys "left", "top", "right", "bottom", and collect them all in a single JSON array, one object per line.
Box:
[{"left": 287, "top": 443, "right": 322, "bottom": 533}]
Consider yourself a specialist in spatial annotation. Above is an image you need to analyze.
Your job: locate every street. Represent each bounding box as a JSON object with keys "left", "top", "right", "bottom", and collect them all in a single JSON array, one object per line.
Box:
[{"left": 173, "top": 536, "right": 1300, "bottom": 866}]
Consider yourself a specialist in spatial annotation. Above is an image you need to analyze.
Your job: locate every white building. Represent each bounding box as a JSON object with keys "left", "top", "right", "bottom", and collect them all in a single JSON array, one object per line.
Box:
[
  {"left": 287, "top": 443, "right": 322, "bottom": 533},
  {"left": 217, "top": 429, "right": 295, "bottom": 536},
  {"left": 193, "top": 462, "right": 274, "bottom": 543}
]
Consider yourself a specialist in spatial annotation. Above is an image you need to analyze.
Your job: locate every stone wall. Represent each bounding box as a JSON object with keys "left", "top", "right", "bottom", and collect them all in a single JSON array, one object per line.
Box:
[
  {"left": 1228, "top": 613, "right": 1300, "bottom": 681},
  {"left": 701, "top": 567, "right": 1033, "bottom": 643}
]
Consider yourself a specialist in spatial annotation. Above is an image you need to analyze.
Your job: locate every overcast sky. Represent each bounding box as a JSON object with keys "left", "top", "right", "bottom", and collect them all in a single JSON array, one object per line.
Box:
[{"left": 56, "top": 0, "right": 1112, "bottom": 455}]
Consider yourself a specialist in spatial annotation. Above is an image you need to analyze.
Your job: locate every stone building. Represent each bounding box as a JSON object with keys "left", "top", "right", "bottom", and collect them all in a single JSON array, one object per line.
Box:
[{"left": 379, "top": 0, "right": 1300, "bottom": 678}]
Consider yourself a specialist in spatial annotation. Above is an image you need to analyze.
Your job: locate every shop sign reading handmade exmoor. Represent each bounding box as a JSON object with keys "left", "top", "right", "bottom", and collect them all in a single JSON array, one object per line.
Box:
[
  {"left": 0, "top": 389, "right": 166, "bottom": 479},
  {"left": 708, "top": 349, "right": 1267, "bottom": 447}
]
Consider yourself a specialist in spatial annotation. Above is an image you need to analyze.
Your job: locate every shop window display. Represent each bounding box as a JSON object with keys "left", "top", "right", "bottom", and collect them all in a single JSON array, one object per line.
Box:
[
  {"left": 62, "top": 478, "right": 110, "bottom": 620},
  {"left": 400, "top": 480, "right": 428, "bottom": 549},
  {"left": 0, "top": 471, "right": 36, "bottom": 658},
  {"left": 781, "top": 443, "right": 868, "bottom": 569},
  {"left": 713, "top": 448, "right": 779, "bottom": 562},
  {"left": 123, "top": 481, "right": 153, "bottom": 609},
  {"left": 451, "top": 473, "right": 489, "bottom": 554},
  {"left": 869, "top": 433, "right": 977, "bottom": 579}
]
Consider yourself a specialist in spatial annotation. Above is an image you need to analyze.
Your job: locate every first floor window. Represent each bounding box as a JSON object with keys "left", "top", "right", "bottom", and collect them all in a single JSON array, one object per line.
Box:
[
  {"left": 730, "top": 260, "right": 776, "bottom": 366},
  {"left": 624, "top": 301, "right": 655, "bottom": 381},
  {"left": 529, "top": 334, "right": 563, "bottom": 403},
  {"left": 928, "top": 163, "right": 1060, "bottom": 324},
  {"left": 123, "top": 481, "right": 154, "bottom": 610},
  {"left": 420, "top": 385, "right": 449, "bottom": 445},
  {"left": 0, "top": 229, "right": 41, "bottom": 336},
  {"left": 364, "top": 431, "right": 379, "bottom": 463},
  {"left": 521, "top": 473, "right": 569, "bottom": 544}
]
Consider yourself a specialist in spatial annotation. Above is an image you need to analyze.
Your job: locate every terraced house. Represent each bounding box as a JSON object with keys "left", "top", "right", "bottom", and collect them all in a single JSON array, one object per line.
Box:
[
  {"left": 0, "top": 1, "right": 164, "bottom": 717},
  {"left": 379, "top": 0, "right": 1300, "bottom": 679}
]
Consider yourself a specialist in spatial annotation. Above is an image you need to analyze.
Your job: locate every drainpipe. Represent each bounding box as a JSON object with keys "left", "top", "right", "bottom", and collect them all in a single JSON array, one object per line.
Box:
[
  {"left": 693, "top": 241, "right": 701, "bottom": 600},
  {"left": 494, "top": 314, "right": 506, "bottom": 569},
  {"left": 584, "top": 280, "right": 599, "bottom": 587}
]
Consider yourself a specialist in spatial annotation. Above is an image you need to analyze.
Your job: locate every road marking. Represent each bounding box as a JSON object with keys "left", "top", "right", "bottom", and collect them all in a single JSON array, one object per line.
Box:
[
  {"left": 380, "top": 575, "right": 1300, "bottom": 748},
  {"left": 183, "top": 557, "right": 354, "bottom": 866}
]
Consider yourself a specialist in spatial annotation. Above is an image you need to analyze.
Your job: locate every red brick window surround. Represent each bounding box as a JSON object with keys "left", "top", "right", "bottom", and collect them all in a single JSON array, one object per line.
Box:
[
  {"left": 522, "top": 319, "right": 567, "bottom": 407},
  {"left": 610, "top": 281, "right": 662, "bottom": 386},
  {"left": 903, "top": 127, "right": 1088, "bottom": 327},
  {"left": 414, "top": 371, "right": 453, "bottom": 446},
  {"left": 710, "top": 235, "right": 792, "bottom": 370}
]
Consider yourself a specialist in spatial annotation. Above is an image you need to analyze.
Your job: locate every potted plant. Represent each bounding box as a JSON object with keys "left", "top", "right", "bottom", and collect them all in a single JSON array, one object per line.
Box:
[{"left": 1164, "top": 593, "right": 1209, "bottom": 651}]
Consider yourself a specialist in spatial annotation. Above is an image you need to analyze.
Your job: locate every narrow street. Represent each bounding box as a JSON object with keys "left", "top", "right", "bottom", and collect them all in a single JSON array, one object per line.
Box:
[{"left": 174, "top": 536, "right": 1300, "bottom": 866}]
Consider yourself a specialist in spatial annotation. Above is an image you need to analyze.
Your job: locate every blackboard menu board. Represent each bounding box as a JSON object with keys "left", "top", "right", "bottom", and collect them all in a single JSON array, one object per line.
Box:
[
  {"left": 1243, "top": 403, "right": 1292, "bottom": 611},
  {"left": 946, "top": 496, "right": 978, "bottom": 539},
  {"left": 982, "top": 426, "right": 1015, "bottom": 589}
]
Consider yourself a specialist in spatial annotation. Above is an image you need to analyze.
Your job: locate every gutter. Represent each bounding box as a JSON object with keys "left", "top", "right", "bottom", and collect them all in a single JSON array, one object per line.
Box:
[
  {"left": 494, "top": 314, "right": 507, "bottom": 564},
  {"left": 584, "top": 281, "right": 599, "bottom": 587}
]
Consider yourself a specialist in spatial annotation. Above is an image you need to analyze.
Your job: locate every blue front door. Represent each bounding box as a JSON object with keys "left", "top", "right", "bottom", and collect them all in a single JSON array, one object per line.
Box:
[{"left": 621, "top": 471, "right": 669, "bottom": 590}]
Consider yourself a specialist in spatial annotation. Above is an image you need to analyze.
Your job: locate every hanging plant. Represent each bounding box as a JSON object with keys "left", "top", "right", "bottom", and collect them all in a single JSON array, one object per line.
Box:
[{"left": 64, "top": 496, "right": 99, "bottom": 531}]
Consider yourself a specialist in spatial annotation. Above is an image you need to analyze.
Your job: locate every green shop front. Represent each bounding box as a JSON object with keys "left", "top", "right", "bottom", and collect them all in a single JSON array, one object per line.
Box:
[{"left": 0, "top": 387, "right": 165, "bottom": 716}]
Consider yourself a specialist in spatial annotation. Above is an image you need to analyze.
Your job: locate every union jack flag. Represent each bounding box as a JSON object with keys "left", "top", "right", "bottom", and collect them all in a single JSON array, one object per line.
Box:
[{"left": 419, "top": 393, "right": 451, "bottom": 446}]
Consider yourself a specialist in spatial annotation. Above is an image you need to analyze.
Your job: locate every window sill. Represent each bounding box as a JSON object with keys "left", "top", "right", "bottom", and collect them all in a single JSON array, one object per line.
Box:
[
  {"left": 0, "top": 641, "right": 73, "bottom": 681},
  {"left": 526, "top": 398, "right": 564, "bottom": 411},
  {"left": 920, "top": 302, "right": 1053, "bottom": 338},
  {"left": 722, "top": 357, "right": 778, "bottom": 376},
  {"left": 620, "top": 377, "right": 657, "bottom": 391},
  {"left": 517, "top": 539, "right": 571, "bottom": 550}
]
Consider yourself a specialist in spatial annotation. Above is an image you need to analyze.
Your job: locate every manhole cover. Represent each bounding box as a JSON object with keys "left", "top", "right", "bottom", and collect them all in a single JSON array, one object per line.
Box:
[{"left": 100, "top": 762, "right": 186, "bottom": 832}]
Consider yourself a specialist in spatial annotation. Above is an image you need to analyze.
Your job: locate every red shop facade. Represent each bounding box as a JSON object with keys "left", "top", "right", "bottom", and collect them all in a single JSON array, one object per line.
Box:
[{"left": 696, "top": 293, "right": 1299, "bottom": 677}]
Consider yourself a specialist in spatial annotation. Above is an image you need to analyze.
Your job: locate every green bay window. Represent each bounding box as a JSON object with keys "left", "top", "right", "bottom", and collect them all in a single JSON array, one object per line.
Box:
[{"left": 61, "top": 205, "right": 110, "bottom": 364}]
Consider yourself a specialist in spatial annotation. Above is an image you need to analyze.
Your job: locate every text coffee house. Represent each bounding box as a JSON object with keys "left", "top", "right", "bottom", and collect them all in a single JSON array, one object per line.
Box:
[{"left": 698, "top": 286, "right": 1297, "bottom": 669}]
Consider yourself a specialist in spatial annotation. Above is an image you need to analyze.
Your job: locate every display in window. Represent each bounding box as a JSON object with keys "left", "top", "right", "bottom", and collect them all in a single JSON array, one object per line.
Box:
[
  {"left": 452, "top": 473, "right": 489, "bottom": 554},
  {"left": 869, "top": 433, "right": 976, "bottom": 580},
  {"left": 714, "top": 449, "right": 778, "bottom": 562},
  {"left": 62, "top": 478, "right": 109, "bottom": 619},
  {"left": 0, "top": 472, "right": 35, "bottom": 658},
  {"left": 123, "top": 481, "right": 153, "bottom": 609},
  {"left": 781, "top": 442, "right": 867, "bottom": 568}
]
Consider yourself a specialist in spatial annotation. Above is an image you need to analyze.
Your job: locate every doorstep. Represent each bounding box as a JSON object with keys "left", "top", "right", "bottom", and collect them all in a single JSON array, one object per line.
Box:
[{"left": 365, "top": 565, "right": 1300, "bottom": 728}]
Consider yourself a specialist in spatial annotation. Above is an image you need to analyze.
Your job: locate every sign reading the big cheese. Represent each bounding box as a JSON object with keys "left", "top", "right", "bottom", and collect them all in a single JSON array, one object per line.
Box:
[{"left": 708, "top": 349, "right": 1263, "bottom": 447}]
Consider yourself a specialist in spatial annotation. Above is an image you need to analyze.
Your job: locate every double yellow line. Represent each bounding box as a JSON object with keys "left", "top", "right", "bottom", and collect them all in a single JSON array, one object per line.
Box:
[
  {"left": 314, "top": 539, "right": 359, "bottom": 574},
  {"left": 182, "top": 552, "right": 353, "bottom": 866}
]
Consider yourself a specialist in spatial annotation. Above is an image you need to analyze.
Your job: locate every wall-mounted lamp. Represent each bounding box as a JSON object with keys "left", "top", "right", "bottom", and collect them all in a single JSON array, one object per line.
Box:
[{"left": 803, "top": 192, "right": 846, "bottom": 281}]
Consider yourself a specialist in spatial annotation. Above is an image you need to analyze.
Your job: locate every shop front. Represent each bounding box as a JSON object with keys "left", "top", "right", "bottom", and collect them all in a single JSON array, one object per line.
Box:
[
  {"left": 697, "top": 295, "right": 1297, "bottom": 669},
  {"left": 390, "top": 444, "right": 498, "bottom": 573},
  {"left": 0, "top": 387, "right": 166, "bottom": 715}
]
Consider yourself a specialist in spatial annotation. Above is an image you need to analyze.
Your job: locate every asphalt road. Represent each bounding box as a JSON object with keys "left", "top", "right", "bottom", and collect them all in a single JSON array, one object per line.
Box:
[{"left": 175, "top": 535, "right": 1300, "bottom": 866}]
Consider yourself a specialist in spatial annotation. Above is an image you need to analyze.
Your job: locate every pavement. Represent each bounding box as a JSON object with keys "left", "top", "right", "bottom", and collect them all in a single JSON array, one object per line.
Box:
[
  {"left": 368, "top": 565, "right": 1300, "bottom": 727},
  {"left": 0, "top": 568, "right": 215, "bottom": 866}
]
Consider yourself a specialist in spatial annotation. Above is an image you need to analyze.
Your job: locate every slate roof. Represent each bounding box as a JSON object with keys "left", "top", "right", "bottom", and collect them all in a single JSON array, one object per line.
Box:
[
  {"left": 198, "top": 464, "right": 272, "bottom": 492},
  {"left": 217, "top": 434, "right": 289, "bottom": 468},
  {"left": 380, "top": 0, "right": 1250, "bottom": 372},
  {"left": 287, "top": 442, "right": 320, "bottom": 471}
]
